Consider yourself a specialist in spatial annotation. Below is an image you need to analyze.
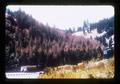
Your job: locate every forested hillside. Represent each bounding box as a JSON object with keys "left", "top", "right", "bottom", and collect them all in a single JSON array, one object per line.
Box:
[
  {"left": 90, "top": 17, "right": 114, "bottom": 48},
  {"left": 90, "top": 16, "right": 114, "bottom": 33},
  {"left": 5, "top": 9, "right": 111, "bottom": 71}
]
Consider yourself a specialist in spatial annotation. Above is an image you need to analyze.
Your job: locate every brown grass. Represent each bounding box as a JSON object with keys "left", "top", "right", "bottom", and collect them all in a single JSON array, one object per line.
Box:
[{"left": 39, "top": 57, "right": 114, "bottom": 79}]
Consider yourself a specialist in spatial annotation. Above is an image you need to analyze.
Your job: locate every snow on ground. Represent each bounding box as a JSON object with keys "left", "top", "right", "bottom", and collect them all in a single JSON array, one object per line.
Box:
[
  {"left": 111, "top": 35, "right": 114, "bottom": 45},
  {"left": 104, "top": 34, "right": 114, "bottom": 47},
  {"left": 72, "top": 29, "right": 107, "bottom": 39}
]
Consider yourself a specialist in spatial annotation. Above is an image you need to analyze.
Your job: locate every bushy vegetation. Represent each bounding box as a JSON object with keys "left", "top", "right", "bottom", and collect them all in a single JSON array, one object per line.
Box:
[
  {"left": 40, "top": 57, "right": 114, "bottom": 79},
  {"left": 5, "top": 9, "right": 113, "bottom": 71}
]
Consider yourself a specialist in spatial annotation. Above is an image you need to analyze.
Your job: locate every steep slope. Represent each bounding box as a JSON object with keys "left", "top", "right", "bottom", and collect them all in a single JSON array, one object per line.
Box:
[{"left": 5, "top": 9, "right": 104, "bottom": 71}]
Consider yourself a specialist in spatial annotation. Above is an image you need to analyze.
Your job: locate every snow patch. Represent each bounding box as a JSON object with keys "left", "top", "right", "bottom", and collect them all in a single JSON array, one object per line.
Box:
[{"left": 72, "top": 29, "right": 107, "bottom": 39}]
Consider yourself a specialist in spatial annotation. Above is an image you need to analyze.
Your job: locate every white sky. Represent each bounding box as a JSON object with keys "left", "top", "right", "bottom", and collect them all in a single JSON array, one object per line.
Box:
[{"left": 6, "top": 5, "right": 114, "bottom": 30}]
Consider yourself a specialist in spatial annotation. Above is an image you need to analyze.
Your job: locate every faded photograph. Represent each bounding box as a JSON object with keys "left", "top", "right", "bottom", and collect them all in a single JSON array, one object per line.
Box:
[{"left": 5, "top": 5, "right": 114, "bottom": 79}]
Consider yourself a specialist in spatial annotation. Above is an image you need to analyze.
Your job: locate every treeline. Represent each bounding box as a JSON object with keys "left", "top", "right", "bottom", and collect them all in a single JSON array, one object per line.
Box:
[
  {"left": 90, "top": 16, "right": 114, "bottom": 33},
  {"left": 65, "top": 16, "right": 114, "bottom": 34},
  {"left": 5, "top": 9, "right": 103, "bottom": 71}
]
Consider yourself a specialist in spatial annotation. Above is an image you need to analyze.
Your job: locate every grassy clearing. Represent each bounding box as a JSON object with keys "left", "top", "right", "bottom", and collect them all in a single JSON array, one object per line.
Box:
[{"left": 39, "top": 57, "right": 114, "bottom": 79}]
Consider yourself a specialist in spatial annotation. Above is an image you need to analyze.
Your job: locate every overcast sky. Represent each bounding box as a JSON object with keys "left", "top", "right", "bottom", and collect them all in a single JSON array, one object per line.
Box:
[{"left": 6, "top": 5, "right": 114, "bottom": 30}]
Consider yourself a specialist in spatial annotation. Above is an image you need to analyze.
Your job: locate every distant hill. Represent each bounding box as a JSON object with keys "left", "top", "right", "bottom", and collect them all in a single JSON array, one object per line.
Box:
[
  {"left": 72, "top": 29, "right": 107, "bottom": 39},
  {"left": 90, "top": 16, "right": 114, "bottom": 34},
  {"left": 72, "top": 16, "right": 114, "bottom": 47}
]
